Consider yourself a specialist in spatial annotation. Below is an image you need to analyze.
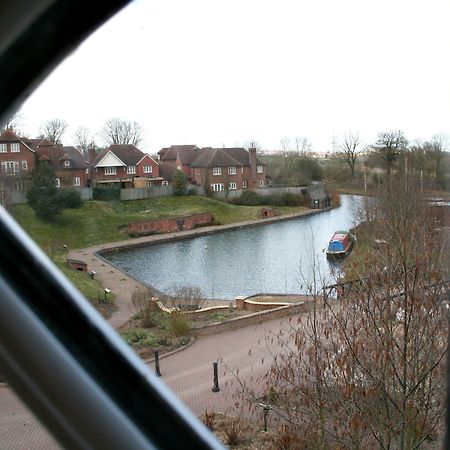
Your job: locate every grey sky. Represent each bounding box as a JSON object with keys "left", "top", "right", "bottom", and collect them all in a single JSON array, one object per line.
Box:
[{"left": 18, "top": 0, "right": 450, "bottom": 153}]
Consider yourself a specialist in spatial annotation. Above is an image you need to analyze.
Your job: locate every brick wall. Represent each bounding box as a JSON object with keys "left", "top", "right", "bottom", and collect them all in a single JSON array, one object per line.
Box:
[{"left": 127, "top": 212, "right": 214, "bottom": 236}]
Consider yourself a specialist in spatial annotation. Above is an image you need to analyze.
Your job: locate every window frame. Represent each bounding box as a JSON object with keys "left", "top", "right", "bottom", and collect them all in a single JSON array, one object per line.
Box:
[
  {"left": 212, "top": 167, "right": 222, "bottom": 176},
  {"left": 227, "top": 166, "right": 236, "bottom": 175},
  {"left": 127, "top": 165, "right": 136, "bottom": 174},
  {"left": 10, "top": 143, "right": 20, "bottom": 153},
  {"left": 143, "top": 165, "right": 152, "bottom": 174},
  {"left": 104, "top": 167, "right": 116, "bottom": 175},
  {"left": 228, "top": 182, "right": 237, "bottom": 190}
]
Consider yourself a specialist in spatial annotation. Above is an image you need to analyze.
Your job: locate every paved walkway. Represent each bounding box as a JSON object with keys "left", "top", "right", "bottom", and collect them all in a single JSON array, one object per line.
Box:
[{"left": 68, "top": 208, "right": 323, "bottom": 329}]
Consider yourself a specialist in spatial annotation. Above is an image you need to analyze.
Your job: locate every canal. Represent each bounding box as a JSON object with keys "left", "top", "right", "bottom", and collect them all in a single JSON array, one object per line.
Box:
[{"left": 104, "top": 195, "right": 362, "bottom": 300}]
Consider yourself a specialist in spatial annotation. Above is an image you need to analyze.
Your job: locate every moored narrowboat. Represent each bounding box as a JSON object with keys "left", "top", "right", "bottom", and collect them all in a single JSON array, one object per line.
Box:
[{"left": 326, "top": 231, "right": 356, "bottom": 258}]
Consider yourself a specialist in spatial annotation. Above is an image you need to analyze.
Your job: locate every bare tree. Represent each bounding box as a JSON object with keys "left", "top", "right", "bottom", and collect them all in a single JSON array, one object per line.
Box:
[
  {"left": 372, "top": 130, "right": 408, "bottom": 186},
  {"left": 39, "top": 118, "right": 68, "bottom": 144},
  {"left": 294, "top": 136, "right": 312, "bottom": 154},
  {"left": 1, "top": 112, "right": 24, "bottom": 134},
  {"left": 73, "top": 126, "right": 94, "bottom": 154},
  {"left": 337, "top": 131, "right": 363, "bottom": 178},
  {"left": 429, "top": 133, "right": 448, "bottom": 188},
  {"left": 280, "top": 137, "right": 291, "bottom": 153},
  {"left": 162, "top": 286, "right": 205, "bottom": 312},
  {"left": 100, "top": 118, "right": 145, "bottom": 147}
]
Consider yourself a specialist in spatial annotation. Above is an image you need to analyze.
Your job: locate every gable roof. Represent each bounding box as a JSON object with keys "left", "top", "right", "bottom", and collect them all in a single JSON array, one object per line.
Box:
[
  {"left": 35, "top": 146, "right": 88, "bottom": 169},
  {"left": 0, "top": 129, "right": 20, "bottom": 141},
  {"left": 159, "top": 163, "right": 177, "bottom": 181},
  {"left": 94, "top": 144, "right": 148, "bottom": 167},
  {"left": 158, "top": 145, "right": 200, "bottom": 164},
  {"left": 24, "top": 137, "right": 56, "bottom": 149},
  {"left": 190, "top": 147, "right": 264, "bottom": 168}
]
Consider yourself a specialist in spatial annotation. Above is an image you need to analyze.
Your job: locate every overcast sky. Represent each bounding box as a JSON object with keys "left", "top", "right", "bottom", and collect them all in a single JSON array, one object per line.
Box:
[{"left": 16, "top": 0, "right": 450, "bottom": 153}]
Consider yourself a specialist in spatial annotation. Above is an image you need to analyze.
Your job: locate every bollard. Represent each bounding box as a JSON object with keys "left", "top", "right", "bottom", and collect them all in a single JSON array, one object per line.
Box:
[
  {"left": 263, "top": 405, "right": 269, "bottom": 431},
  {"left": 154, "top": 349, "right": 161, "bottom": 377},
  {"left": 211, "top": 361, "right": 220, "bottom": 392}
]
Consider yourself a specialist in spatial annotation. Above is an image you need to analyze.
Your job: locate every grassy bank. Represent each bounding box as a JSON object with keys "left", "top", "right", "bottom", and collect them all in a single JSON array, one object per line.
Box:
[{"left": 9, "top": 196, "right": 306, "bottom": 249}]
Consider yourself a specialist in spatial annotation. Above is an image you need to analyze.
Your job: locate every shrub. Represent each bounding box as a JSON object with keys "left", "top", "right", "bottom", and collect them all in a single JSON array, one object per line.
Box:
[
  {"left": 58, "top": 188, "right": 82, "bottom": 208},
  {"left": 201, "top": 410, "right": 216, "bottom": 430},
  {"left": 221, "top": 417, "right": 247, "bottom": 446},
  {"left": 166, "top": 312, "right": 191, "bottom": 337},
  {"left": 131, "top": 287, "right": 159, "bottom": 327},
  {"left": 93, "top": 186, "right": 120, "bottom": 201},
  {"left": 121, "top": 329, "right": 157, "bottom": 348}
]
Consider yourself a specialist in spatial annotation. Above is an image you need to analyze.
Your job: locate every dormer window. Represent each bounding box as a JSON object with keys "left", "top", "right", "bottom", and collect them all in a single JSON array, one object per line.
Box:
[
  {"left": 64, "top": 160, "right": 70, "bottom": 167},
  {"left": 10, "top": 143, "right": 20, "bottom": 152}
]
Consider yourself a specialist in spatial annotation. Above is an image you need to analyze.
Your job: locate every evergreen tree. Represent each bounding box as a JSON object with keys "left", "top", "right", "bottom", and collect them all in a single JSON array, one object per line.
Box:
[
  {"left": 27, "top": 162, "right": 62, "bottom": 221},
  {"left": 172, "top": 169, "right": 187, "bottom": 196}
]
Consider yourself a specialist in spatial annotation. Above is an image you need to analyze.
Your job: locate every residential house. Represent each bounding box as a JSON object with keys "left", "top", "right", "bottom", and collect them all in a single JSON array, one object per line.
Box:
[
  {"left": 0, "top": 129, "right": 35, "bottom": 192},
  {"left": 35, "top": 145, "right": 89, "bottom": 188},
  {"left": 157, "top": 145, "right": 201, "bottom": 181},
  {"left": 190, "top": 147, "right": 266, "bottom": 192},
  {"left": 92, "top": 144, "right": 162, "bottom": 187}
]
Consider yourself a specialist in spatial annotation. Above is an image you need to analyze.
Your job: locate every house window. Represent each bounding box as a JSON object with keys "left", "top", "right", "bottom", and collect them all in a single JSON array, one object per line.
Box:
[
  {"left": 64, "top": 160, "right": 70, "bottom": 167},
  {"left": 243, "top": 181, "right": 248, "bottom": 189},
  {"left": 13, "top": 181, "right": 26, "bottom": 191},
  {"left": 85, "top": 168, "right": 89, "bottom": 174},
  {"left": 73, "top": 177, "right": 80, "bottom": 187},
  {"left": 229, "top": 182, "right": 237, "bottom": 190},
  {"left": 21, "top": 161, "right": 27, "bottom": 170},
  {"left": 228, "top": 166, "right": 236, "bottom": 175},
  {"left": 127, "top": 165, "right": 136, "bottom": 174},
  {"left": 0, "top": 144, "right": 6, "bottom": 152},
  {"left": 1, "top": 161, "right": 19, "bottom": 175},
  {"left": 162, "top": 181, "right": 169, "bottom": 186},
  {"left": 212, "top": 167, "right": 222, "bottom": 176},
  {"left": 55, "top": 178, "right": 60, "bottom": 188},
  {"left": 260, "top": 180, "right": 264, "bottom": 187},
  {"left": 143, "top": 165, "right": 152, "bottom": 174},
  {"left": 257, "top": 165, "right": 263, "bottom": 173},
  {"left": 10, "top": 143, "right": 20, "bottom": 152},
  {"left": 210, "top": 183, "right": 224, "bottom": 192},
  {"left": 104, "top": 167, "right": 116, "bottom": 175}
]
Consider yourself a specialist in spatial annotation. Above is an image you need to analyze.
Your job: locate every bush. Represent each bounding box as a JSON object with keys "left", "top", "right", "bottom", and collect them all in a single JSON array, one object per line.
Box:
[
  {"left": 221, "top": 417, "right": 247, "bottom": 446},
  {"left": 166, "top": 312, "right": 191, "bottom": 337},
  {"left": 93, "top": 186, "right": 120, "bottom": 201},
  {"left": 58, "top": 189, "right": 82, "bottom": 208},
  {"left": 121, "top": 329, "right": 157, "bottom": 348}
]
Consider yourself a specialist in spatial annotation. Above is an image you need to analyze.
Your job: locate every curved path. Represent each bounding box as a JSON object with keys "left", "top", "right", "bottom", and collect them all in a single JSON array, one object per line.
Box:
[{"left": 68, "top": 209, "right": 320, "bottom": 329}]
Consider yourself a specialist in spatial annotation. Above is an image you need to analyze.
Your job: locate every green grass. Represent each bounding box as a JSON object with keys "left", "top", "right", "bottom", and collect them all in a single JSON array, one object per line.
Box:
[{"left": 9, "top": 196, "right": 306, "bottom": 249}]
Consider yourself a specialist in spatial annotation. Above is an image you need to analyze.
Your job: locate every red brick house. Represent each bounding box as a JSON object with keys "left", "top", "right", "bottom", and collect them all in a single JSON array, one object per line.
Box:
[
  {"left": 0, "top": 129, "right": 35, "bottom": 192},
  {"left": 35, "top": 145, "right": 89, "bottom": 188},
  {"left": 157, "top": 145, "right": 201, "bottom": 181},
  {"left": 190, "top": 147, "right": 266, "bottom": 192},
  {"left": 92, "top": 144, "right": 162, "bottom": 187}
]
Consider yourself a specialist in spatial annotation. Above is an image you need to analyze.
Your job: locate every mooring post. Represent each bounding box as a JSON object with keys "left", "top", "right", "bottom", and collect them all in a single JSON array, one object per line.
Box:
[
  {"left": 263, "top": 405, "right": 270, "bottom": 431},
  {"left": 212, "top": 361, "right": 220, "bottom": 392},
  {"left": 154, "top": 349, "right": 161, "bottom": 377}
]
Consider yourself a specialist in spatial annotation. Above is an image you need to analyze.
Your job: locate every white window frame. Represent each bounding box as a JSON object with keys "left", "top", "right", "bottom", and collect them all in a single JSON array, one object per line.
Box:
[
  {"left": 73, "top": 177, "right": 81, "bottom": 187},
  {"left": 257, "top": 164, "right": 263, "bottom": 173},
  {"left": 21, "top": 161, "right": 28, "bottom": 170},
  {"left": 85, "top": 168, "right": 89, "bottom": 174},
  {"left": 127, "top": 165, "right": 136, "bottom": 174},
  {"left": 242, "top": 180, "right": 248, "bottom": 189},
  {"left": 143, "top": 165, "right": 152, "bottom": 174},
  {"left": 55, "top": 178, "right": 61, "bottom": 188},
  {"left": 212, "top": 167, "right": 222, "bottom": 176},
  {"left": 259, "top": 180, "right": 264, "bottom": 187},
  {"left": 14, "top": 181, "right": 26, "bottom": 191},
  {"left": 10, "top": 143, "right": 20, "bottom": 153},
  {"left": 228, "top": 166, "right": 236, "bottom": 175},
  {"left": 64, "top": 160, "right": 70, "bottom": 167},
  {"left": 104, "top": 167, "right": 116, "bottom": 175},
  {"left": 1, "top": 161, "right": 19, "bottom": 175},
  {"left": 0, "top": 144, "right": 7, "bottom": 153},
  {"left": 210, "top": 183, "right": 224, "bottom": 192},
  {"left": 229, "top": 182, "right": 237, "bottom": 190}
]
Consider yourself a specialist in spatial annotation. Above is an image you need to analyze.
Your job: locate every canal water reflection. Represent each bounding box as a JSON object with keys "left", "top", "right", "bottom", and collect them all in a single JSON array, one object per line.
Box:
[{"left": 105, "top": 195, "right": 362, "bottom": 300}]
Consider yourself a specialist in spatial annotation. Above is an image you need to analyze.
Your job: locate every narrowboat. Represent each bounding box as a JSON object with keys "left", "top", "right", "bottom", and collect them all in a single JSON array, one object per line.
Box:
[{"left": 326, "top": 231, "right": 356, "bottom": 258}]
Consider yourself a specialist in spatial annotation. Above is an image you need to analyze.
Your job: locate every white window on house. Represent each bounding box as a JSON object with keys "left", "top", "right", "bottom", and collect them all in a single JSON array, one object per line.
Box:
[
  {"left": 85, "top": 168, "right": 89, "bottom": 174},
  {"left": 1, "top": 161, "right": 19, "bottom": 175},
  {"left": 212, "top": 167, "right": 222, "bottom": 176},
  {"left": 0, "top": 144, "right": 7, "bottom": 152},
  {"left": 229, "top": 182, "right": 237, "bottom": 190},
  {"left": 143, "top": 165, "right": 152, "bottom": 174},
  {"left": 21, "top": 161, "right": 27, "bottom": 170},
  {"left": 64, "top": 160, "right": 70, "bottom": 167},
  {"left": 257, "top": 165, "right": 263, "bottom": 173},
  {"left": 228, "top": 166, "right": 236, "bottom": 175},
  {"left": 127, "top": 165, "right": 136, "bottom": 174},
  {"left": 13, "top": 181, "right": 26, "bottom": 191},
  {"left": 210, "top": 183, "right": 224, "bottom": 192},
  {"left": 162, "top": 181, "right": 169, "bottom": 186},
  {"left": 73, "top": 177, "right": 80, "bottom": 187},
  {"left": 243, "top": 180, "right": 248, "bottom": 189},
  {"left": 104, "top": 167, "right": 116, "bottom": 175},
  {"left": 10, "top": 143, "right": 20, "bottom": 152},
  {"left": 55, "top": 178, "right": 60, "bottom": 188},
  {"left": 260, "top": 180, "right": 264, "bottom": 187}
]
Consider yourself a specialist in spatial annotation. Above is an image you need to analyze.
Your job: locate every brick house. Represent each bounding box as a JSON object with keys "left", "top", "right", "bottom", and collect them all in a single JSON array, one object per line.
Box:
[
  {"left": 92, "top": 144, "right": 162, "bottom": 187},
  {"left": 190, "top": 147, "right": 266, "bottom": 192},
  {"left": 0, "top": 129, "right": 35, "bottom": 193},
  {"left": 35, "top": 145, "right": 89, "bottom": 188},
  {"left": 157, "top": 145, "right": 201, "bottom": 181}
]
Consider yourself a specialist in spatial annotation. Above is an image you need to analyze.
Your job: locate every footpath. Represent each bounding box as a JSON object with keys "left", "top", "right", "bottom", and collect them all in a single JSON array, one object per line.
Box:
[{"left": 68, "top": 207, "right": 326, "bottom": 329}]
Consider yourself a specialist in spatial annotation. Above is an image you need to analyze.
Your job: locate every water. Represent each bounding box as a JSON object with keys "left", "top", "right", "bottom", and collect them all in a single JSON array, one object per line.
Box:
[{"left": 105, "top": 195, "right": 362, "bottom": 299}]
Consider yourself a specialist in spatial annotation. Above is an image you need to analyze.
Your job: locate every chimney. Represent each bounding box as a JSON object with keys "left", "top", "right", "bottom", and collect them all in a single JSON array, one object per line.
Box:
[{"left": 249, "top": 147, "right": 257, "bottom": 187}]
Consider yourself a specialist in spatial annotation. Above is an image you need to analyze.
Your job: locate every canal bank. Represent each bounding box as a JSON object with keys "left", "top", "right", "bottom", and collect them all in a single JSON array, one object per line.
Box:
[{"left": 68, "top": 206, "right": 331, "bottom": 329}]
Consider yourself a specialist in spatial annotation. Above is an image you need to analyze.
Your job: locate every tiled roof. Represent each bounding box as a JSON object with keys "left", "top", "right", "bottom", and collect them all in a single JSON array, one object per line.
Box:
[
  {"left": 25, "top": 138, "right": 55, "bottom": 149},
  {"left": 158, "top": 145, "right": 200, "bottom": 164},
  {"left": 0, "top": 129, "right": 20, "bottom": 141},
  {"left": 190, "top": 147, "right": 264, "bottom": 168},
  {"left": 35, "top": 146, "right": 88, "bottom": 170},
  {"left": 159, "top": 163, "right": 177, "bottom": 181},
  {"left": 94, "top": 145, "right": 148, "bottom": 166}
]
